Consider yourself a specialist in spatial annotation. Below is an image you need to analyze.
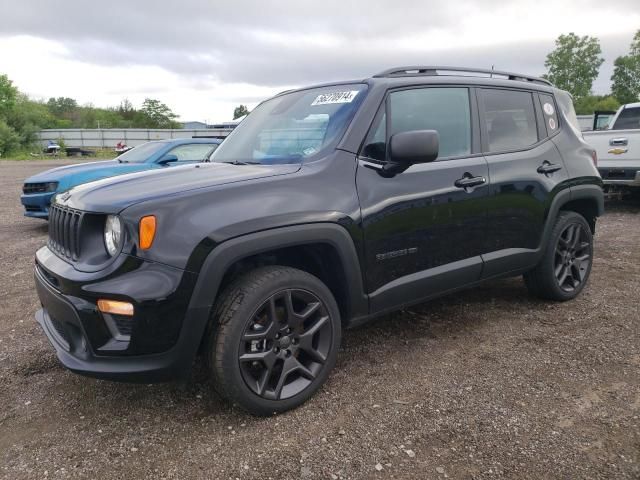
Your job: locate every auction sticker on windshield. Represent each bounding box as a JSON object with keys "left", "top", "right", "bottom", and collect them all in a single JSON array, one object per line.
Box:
[{"left": 311, "top": 91, "right": 359, "bottom": 106}]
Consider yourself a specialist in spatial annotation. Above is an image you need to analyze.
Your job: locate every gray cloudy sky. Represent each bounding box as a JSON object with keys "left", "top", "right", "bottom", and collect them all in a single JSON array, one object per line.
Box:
[{"left": 1, "top": 0, "right": 639, "bottom": 121}]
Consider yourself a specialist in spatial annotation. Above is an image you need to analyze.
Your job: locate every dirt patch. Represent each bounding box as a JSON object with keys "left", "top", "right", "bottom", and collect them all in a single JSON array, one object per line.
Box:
[{"left": 0, "top": 160, "right": 638, "bottom": 479}]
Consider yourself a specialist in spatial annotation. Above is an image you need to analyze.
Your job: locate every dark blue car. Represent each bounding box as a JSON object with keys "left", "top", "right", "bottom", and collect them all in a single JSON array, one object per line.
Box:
[{"left": 21, "top": 138, "right": 221, "bottom": 219}]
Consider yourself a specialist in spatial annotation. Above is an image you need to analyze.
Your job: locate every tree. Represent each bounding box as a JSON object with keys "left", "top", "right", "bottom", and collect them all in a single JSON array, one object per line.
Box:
[
  {"left": 611, "top": 30, "right": 640, "bottom": 104},
  {"left": 544, "top": 33, "right": 604, "bottom": 100},
  {"left": 137, "top": 98, "right": 180, "bottom": 128},
  {"left": 117, "top": 98, "right": 136, "bottom": 122},
  {"left": 573, "top": 95, "right": 620, "bottom": 115},
  {"left": 233, "top": 105, "right": 249, "bottom": 119},
  {"left": 46, "top": 96, "right": 78, "bottom": 119},
  {"left": 0, "top": 74, "right": 18, "bottom": 119},
  {"left": 0, "top": 119, "right": 20, "bottom": 156}
]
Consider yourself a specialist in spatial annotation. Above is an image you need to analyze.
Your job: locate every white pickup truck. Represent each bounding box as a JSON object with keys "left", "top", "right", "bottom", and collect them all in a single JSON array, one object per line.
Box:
[{"left": 583, "top": 102, "right": 640, "bottom": 188}]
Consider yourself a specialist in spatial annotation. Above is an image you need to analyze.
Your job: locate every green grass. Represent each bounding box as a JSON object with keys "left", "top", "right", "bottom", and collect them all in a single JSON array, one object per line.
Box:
[{"left": 1, "top": 149, "right": 118, "bottom": 161}]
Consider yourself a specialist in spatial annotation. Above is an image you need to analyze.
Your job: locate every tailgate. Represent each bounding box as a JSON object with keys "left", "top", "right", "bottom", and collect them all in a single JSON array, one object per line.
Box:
[{"left": 585, "top": 129, "right": 640, "bottom": 163}]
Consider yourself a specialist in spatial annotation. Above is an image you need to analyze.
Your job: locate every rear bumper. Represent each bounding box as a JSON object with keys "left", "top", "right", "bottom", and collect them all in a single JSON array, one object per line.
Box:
[
  {"left": 33, "top": 247, "right": 207, "bottom": 383},
  {"left": 20, "top": 192, "right": 55, "bottom": 218},
  {"left": 598, "top": 168, "right": 640, "bottom": 186}
]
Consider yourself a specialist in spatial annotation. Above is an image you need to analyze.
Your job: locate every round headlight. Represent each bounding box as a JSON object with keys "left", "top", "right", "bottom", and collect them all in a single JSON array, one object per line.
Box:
[{"left": 104, "top": 215, "right": 122, "bottom": 256}]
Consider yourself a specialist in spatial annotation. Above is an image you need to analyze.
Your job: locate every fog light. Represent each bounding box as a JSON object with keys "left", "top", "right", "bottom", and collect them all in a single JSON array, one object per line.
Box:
[{"left": 97, "top": 299, "right": 134, "bottom": 316}]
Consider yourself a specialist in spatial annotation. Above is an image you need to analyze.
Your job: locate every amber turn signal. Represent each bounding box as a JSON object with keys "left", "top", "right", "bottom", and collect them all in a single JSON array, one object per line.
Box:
[
  {"left": 139, "top": 215, "right": 156, "bottom": 250},
  {"left": 97, "top": 299, "right": 134, "bottom": 316}
]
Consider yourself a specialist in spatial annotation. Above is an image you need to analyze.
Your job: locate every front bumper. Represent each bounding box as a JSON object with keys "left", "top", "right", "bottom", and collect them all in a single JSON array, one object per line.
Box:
[
  {"left": 34, "top": 247, "right": 207, "bottom": 382},
  {"left": 597, "top": 168, "right": 640, "bottom": 186},
  {"left": 21, "top": 192, "right": 55, "bottom": 218}
]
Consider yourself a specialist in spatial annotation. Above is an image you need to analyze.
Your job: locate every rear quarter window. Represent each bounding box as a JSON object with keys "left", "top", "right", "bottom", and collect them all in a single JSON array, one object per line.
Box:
[{"left": 539, "top": 93, "right": 559, "bottom": 135}]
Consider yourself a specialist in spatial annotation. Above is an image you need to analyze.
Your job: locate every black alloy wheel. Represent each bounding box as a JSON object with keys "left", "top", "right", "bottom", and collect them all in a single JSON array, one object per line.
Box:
[
  {"left": 239, "top": 289, "right": 333, "bottom": 400},
  {"left": 207, "top": 266, "right": 341, "bottom": 415},
  {"left": 524, "top": 211, "right": 594, "bottom": 301},
  {"left": 554, "top": 223, "right": 591, "bottom": 292}
]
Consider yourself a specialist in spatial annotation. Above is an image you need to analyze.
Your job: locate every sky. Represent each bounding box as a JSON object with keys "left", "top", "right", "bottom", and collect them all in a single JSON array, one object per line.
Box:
[{"left": 0, "top": 0, "right": 639, "bottom": 123}]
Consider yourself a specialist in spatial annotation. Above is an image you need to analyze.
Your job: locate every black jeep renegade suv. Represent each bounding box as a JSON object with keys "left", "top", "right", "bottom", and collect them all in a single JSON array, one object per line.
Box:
[{"left": 34, "top": 66, "right": 604, "bottom": 415}]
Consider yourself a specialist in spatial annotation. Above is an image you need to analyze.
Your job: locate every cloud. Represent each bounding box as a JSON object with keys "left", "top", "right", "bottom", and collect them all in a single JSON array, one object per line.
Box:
[{"left": 0, "top": 0, "right": 638, "bottom": 119}]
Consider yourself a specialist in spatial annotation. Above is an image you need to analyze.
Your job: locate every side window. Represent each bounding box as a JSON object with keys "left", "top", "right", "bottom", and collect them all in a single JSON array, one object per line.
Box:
[
  {"left": 613, "top": 107, "right": 640, "bottom": 130},
  {"left": 481, "top": 89, "right": 538, "bottom": 153},
  {"left": 167, "top": 144, "right": 217, "bottom": 162},
  {"left": 361, "top": 87, "right": 471, "bottom": 161},
  {"left": 539, "top": 93, "right": 559, "bottom": 135}
]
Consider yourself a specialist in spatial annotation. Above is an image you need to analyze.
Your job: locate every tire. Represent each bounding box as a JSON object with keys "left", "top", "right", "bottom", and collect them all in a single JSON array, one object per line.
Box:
[
  {"left": 205, "top": 266, "right": 341, "bottom": 415},
  {"left": 524, "top": 211, "right": 594, "bottom": 301}
]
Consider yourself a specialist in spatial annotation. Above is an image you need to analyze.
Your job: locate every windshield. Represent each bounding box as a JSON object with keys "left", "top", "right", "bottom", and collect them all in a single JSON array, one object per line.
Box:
[
  {"left": 211, "top": 84, "right": 368, "bottom": 165},
  {"left": 117, "top": 142, "right": 166, "bottom": 163}
]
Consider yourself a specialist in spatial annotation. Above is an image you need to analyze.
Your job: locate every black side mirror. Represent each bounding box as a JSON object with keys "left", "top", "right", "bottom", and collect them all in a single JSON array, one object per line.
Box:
[
  {"left": 158, "top": 154, "right": 179, "bottom": 165},
  {"left": 384, "top": 130, "right": 439, "bottom": 175}
]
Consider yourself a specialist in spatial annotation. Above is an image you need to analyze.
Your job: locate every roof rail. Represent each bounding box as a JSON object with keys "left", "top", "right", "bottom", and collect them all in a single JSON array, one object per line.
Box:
[{"left": 373, "top": 66, "right": 552, "bottom": 86}]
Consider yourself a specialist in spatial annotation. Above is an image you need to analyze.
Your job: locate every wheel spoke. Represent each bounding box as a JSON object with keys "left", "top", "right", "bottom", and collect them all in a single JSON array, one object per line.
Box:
[
  {"left": 571, "top": 226, "right": 581, "bottom": 248},
  {"left": 269, "top": 357, "right": 315, "bottom": 400},
  {"left": 577, "top": 241, "right": 590, "bottom": 252},
  {"left": 298, "top": 316, "right": 329, "bottom": 363},
  {"left": 570, "top": 263, "right": 582, "bottom": 282},
  {"left": 300, "top": 315, "right": 328, "bottom": 340},
  {"left": 299, "top": 301, "right": 321, "bottom": 320},
  {"left": 554, "top": 261, "right": 564, "bottom": 276},
  {"left": 256, "top": 363, "right": 275, "bottom": 396},
  {"left": 267, "top": 296, "right": 279, "bottom": 323},
  {"left": 283, "top": 290, "right": 301, "bottom": 327},
  {"left": 557, "top": 265, "right": 568, "bottom": 286}
]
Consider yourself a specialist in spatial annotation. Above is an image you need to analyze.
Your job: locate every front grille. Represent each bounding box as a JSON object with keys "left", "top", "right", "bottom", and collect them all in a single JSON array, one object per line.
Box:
[
  {"left": 48, "top": 205, "right": 84, "bottom": 261},
  {"left": 23, "top": 182, "right": 54, "bottom": 194}
]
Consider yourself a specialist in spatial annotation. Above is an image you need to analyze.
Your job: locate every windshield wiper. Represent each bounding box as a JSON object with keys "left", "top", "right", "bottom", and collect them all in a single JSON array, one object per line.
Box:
[{"left": 220, "top": 160, "right": 261, "bottom": 165}]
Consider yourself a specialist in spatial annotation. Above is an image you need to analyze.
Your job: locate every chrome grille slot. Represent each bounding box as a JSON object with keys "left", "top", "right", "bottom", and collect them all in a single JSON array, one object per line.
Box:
[{"left": 48, "top": 205, "right": 84, "bottom": 261}]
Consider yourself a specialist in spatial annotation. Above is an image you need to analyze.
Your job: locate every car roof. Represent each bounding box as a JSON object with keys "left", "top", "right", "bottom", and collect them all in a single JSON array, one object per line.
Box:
[{"left": 275, "top": 65, "right": 556, "bottom": 98}]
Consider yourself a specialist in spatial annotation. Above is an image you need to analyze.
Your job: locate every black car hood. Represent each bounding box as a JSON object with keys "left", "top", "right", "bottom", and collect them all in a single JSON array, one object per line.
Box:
[{"left": 56, "top": 162, "right": 301, "bottom": 213}]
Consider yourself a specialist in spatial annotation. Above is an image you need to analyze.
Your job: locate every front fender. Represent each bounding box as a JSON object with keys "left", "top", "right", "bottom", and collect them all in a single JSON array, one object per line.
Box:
[{"left": 188, "top": 223, "right": 369, "bottom": 317}]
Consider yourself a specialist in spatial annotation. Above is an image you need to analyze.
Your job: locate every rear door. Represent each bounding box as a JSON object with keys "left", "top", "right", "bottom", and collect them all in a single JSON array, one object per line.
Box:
[
  {"left": 478, "top": 88, "right": 569, "bottom": 277},
  {"left": 356, "top": 86, "right": 490, "bottom": 312}
]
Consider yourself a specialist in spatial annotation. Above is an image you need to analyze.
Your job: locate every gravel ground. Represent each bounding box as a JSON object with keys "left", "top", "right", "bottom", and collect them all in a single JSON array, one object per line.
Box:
[{"left": 0, "top": 159, "right": 639, "bottom": 480}]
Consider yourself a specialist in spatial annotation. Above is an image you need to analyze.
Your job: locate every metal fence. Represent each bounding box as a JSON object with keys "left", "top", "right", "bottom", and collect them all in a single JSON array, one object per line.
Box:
[
  {"left": 37, "top": 128, "right": 234, "bottom": 149},
  {"left": 577, "top": 115, "right": 593, "bottom": 131}
]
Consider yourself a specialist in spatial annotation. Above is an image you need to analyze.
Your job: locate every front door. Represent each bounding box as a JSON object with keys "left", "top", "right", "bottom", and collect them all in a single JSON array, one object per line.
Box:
[{"left": 356, "top": 86, "right": 489, "bottom": 313}]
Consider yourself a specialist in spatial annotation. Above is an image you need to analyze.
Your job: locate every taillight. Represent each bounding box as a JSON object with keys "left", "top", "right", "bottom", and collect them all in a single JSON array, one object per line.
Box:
[{"left": 591, "top": 150, "right": 597, "bottom": 167}]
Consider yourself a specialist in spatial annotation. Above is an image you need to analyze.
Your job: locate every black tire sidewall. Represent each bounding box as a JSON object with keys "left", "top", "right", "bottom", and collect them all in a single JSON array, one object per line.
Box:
[{"left": 213, "top": 267, "right": 341, "bottom": 415}]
